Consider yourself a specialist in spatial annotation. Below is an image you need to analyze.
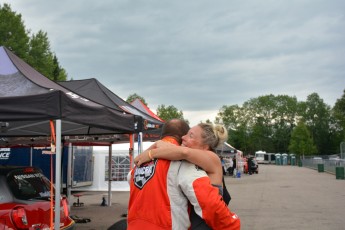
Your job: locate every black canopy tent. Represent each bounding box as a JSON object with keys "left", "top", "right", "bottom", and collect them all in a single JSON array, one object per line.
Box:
[
  {"left": 58, "top": 78, "right": 163, "bottom": 130},
  {"left": 58, "top": 79, "right": 164, "bottom": 144},
  {"left": 0, "top": 46, "right": 142, "bottom": 228},
  {"left": 58, "top": 79, "right": 165, "bottom": 204},
  {"left": 129, "top": 98, "right": 165, "bottom": 144},
  {"left": 58, "top": 77, "right": 165, "bottom": 158},
  {"left": 0, "top": 47, "right": 141, "bottom": 138},
  {"left": 58, "top": 78, "right": 164, "bottom": 143}
]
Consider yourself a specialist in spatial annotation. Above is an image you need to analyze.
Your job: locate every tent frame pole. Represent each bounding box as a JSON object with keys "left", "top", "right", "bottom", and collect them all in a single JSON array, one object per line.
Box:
[
  {"left": 108, "top": 144, "right": 112, "bottom": 206},
  {"left": 54, "top": 120, "right": 62, "bottom": 230}
]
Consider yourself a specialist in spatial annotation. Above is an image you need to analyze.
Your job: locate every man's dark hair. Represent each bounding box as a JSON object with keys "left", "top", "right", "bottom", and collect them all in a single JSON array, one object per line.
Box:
[{"left": 161, "top": 119, "right": 190, "bottom": 144}]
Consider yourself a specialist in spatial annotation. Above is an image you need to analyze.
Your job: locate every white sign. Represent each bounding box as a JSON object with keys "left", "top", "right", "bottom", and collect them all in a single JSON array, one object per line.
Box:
[{"left": 0, "top": 148, "right": 10, "bottom": 160}]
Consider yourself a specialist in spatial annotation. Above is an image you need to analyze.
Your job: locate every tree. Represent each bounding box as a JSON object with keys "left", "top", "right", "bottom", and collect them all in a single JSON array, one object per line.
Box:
[
  {"left": 217, "top": 94, "right": 299, "bottom": 154},
  {"left": 0, "top": 3, "right": 30, "bottom": 60},
  {"left": 157, "top": 104, "right": 187, "bottom": 122},
  {"left": 216, "top": 104, "right": 251, "bottom": 152},
  {"left": 205, "top": 119, "right": 212, "bottom": 124},
  {"left": 300, "top": 93, "right": 332, "bottom": 154},
  {"left": 28, "top": 30, "right": 67, "bottom": 81},
  {"left": 28, "top": 30, "right": 62, "bottom": 80},
  {"left": 0, "top": 4, "right": 67, "bottom": 81},
  {"left": 52, "top": 55, "right": 68, "bottom": 81},
  {"left": 243, "top": 95, "right": 279, "bottom": 153},
  {"left": 288, "top": 121, "right": 317, "bottom": 157},
  {"left": 330, "top": 89, "right": 345, "bottom": 153},
  {"left": 126, "top": 93, "right": 147, "bottom": 105},
  {"left": 271, "top": 95, "right": 298, "bottom": 153},
  {"left": 333, "top": 89, "right": 345, "bottom": 140},
  {"left": 249, "top": 116, "right": 274, "bottom": 152},
  {"left": 217, "top": 105, "right": 245, "bottom": 131}
]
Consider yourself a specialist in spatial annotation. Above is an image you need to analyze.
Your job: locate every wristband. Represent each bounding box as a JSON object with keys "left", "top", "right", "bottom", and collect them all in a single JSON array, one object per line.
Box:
[{"left": 148, "top": 150, "right": 154, "bottom": 161}]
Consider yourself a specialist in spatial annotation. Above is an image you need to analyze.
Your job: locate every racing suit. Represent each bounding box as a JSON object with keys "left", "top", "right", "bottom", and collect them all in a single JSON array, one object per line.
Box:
[{"left": 127, "top": 137, "right": 240, "bottom": 230}]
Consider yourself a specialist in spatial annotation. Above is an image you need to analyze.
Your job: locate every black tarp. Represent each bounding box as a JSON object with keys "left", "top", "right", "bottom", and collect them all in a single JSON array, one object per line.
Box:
[
  {"left": 0, "top": 46, "right": 142, "bottom": 143},
  {"left": 131, "top": 98, "right": 164, "bottom": 122},
  {"left": 58, "top": 78, "right": 164, "bottom": 131},
  {"left": 0, "top": 46, "right": 143, "bottom": 226}
]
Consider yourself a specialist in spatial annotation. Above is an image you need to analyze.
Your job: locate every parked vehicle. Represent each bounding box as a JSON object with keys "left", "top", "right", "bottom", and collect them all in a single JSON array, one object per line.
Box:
[
  {"left": 243, "top": 157, "right": 259, "bottom": 174},
  {"left": 255, "top": 151, "right": 266, "bottom": 164},
  {"left": 0, "top": 166, "right": 75, "bottom": 229}
]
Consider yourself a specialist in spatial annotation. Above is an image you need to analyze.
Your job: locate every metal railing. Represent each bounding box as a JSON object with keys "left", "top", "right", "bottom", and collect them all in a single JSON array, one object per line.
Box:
[{"left": 301, "top": 158, "right": 345, "bottom": 174}]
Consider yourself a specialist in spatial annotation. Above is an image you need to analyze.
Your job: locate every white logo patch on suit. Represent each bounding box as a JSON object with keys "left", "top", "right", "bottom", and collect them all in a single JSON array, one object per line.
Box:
[{"left": 133, "top": 160, "right": 157, "bottom": 189}]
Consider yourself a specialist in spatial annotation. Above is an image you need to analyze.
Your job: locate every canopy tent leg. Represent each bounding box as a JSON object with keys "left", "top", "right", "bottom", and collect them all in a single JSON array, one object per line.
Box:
[
  {"left": 67, "top": 142, "right": 72, "bottom": 209},
  {"left": 129, "top": 134, "right": 134, "bottom": 169},
  {"left": 54, "top": 119, "right": 62, "bottom": 230},
  {"left": 30, "top": 147, "right": 33, "bottom": 166},
  {"left": 108, "top": 144, "right": 112, "bottom": 207}
]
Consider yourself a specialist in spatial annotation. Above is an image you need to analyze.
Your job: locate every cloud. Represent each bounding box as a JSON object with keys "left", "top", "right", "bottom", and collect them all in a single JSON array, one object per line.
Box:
[{"left": 5, "top": 0, "right": 345, "bottom": 125}]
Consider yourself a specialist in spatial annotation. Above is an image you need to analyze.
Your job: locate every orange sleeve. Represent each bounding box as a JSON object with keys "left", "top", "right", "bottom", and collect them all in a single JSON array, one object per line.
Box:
[
  {"left": 193, "top": 177, "right": 240, "bottom": 229},
  {"left": 178, "top": 161, "right": 240, "bottom": 229}
]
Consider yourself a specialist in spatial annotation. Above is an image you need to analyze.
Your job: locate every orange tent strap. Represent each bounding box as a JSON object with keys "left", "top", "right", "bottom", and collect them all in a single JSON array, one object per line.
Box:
[
  {"left": 49, "top": 120, "right": 55, "bottom": 228},
  {"left": 129, "top": 134, "right": 134, "bottom": 170},
  {"left": 50, "top": 120, "right": 56, "bottom": 144}
]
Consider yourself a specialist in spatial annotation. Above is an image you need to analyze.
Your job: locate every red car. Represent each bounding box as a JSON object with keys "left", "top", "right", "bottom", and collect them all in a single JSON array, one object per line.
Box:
[{"left": 0, "top": 166, "right": 75, "bottom": 229}]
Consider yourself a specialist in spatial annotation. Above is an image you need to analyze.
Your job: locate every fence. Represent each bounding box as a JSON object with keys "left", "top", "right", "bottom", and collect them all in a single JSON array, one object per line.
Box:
[{"left": 301, "top": 157, "right": 345, "bottom": 175}]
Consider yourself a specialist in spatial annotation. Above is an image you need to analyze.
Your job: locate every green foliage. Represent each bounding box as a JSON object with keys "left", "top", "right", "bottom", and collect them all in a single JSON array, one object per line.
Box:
[
  {"left": 27, "top": 31, "right": 66, "bottom": 80},
  {"left": 52, "top": 55, "right": 68, "bottom": 81},
  {"left": 288, "top": 121, "right": 317, "bottom": 157},
  {"left": 27, "top": 30, "right": 67, "bottom": 81},
  {"left": 28, "top": 30, "right": 53, "bottom": 76},
  {"left": 0, "top": 4, "right": 67, "bottom": 81},
  {"left": 217, "top": 94, "right": 299, "bottom": 154},
  {"left": 126, "top": 93, "right": 147, "bottom": 105},
  {"left": 157, "top": 104, "right": 187, "bottom": 123},
  {"left": 333, "top": 89, "right": 345, "bottom": 141},
  {"left": 0, "top": 3, "right": 30, "bottom": 60},
  {"left": 125, "top": 95, "right": 188, "bottom": 123},
  {"left": 302, "top": 93, "right": 331, "bottom": 154},
  {"left": 216, "top": 92, "right": 344, "bottom": 155},
  {"left": 205, "top": 119, "right": 212, "bottom": 124},
  {"left": 1, "top": 4, "right": 343, "bottom": 155}
]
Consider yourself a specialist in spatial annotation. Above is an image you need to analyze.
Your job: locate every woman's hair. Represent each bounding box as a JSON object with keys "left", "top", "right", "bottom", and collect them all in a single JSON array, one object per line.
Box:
[{"left": 198, "top": 123, "right": 228, "bottom": 151}]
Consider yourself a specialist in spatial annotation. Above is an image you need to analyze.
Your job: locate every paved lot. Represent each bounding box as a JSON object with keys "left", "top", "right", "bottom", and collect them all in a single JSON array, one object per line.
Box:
[{"left": 70, "top": 164, "right": 345, "bottom": 230}]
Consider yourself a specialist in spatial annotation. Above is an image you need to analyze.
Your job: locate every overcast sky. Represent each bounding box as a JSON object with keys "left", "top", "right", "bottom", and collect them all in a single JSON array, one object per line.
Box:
[{"left": 4, "top": 0, "right": 345, "bottom": 126}]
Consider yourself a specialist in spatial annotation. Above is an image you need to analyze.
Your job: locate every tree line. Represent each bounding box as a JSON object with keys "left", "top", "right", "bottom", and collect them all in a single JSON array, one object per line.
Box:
[
  {"left": 2, "top": 3, "right": 344, "bottom": 158},
  {"left": 127, "top": 92, "right": 345, "bottom": 158},
  {"left": 215, "top": 93, "right": 345, "bottom": 157},
  {"left": 0, "top": 3, "right": 67, "bottom": 81}
]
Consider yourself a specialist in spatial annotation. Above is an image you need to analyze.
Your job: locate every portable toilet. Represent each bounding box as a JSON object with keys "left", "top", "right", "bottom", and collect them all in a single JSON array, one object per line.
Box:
[
  {"left": 275, "top": 154, "right": 281, "bottom": 165},
  {"left": 290, "top": 154, "right": 296, "bottom": 166},
  {"left": 282, "top": 153, "right": 288, "bottom": 165}
]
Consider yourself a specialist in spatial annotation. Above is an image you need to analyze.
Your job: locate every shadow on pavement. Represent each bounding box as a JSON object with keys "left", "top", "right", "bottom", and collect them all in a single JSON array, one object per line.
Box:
[{"left": 107, "top": 218, "right": 127, "bottom": 230}]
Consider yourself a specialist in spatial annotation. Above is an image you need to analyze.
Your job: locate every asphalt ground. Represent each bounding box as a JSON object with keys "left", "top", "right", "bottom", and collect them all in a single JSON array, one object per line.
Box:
[{"left": 69, "top": 164, "right": 345, "bottom": 230}]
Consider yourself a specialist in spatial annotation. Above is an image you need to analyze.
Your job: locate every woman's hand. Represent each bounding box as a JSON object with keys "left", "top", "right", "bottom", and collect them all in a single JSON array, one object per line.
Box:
[
  {"left": 134, "top": 140, "right": 176, "bottom": 167},
  {"left": 155, "top": 140, "right": 174, "bottom": 148},
  {"left": 134, "top": 149, "right": 152, "bottom": 167}
]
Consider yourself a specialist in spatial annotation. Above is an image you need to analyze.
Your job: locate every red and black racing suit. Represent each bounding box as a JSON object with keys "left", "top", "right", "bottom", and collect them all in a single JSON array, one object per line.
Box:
[{"left": 127, "top": 137, "right": 240, "bottom": 229}]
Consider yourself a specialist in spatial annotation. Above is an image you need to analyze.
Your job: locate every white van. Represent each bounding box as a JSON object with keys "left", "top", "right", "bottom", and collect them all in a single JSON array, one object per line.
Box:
[{"left": 255, "top": 151, "right": 266, "bottom": 164}]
